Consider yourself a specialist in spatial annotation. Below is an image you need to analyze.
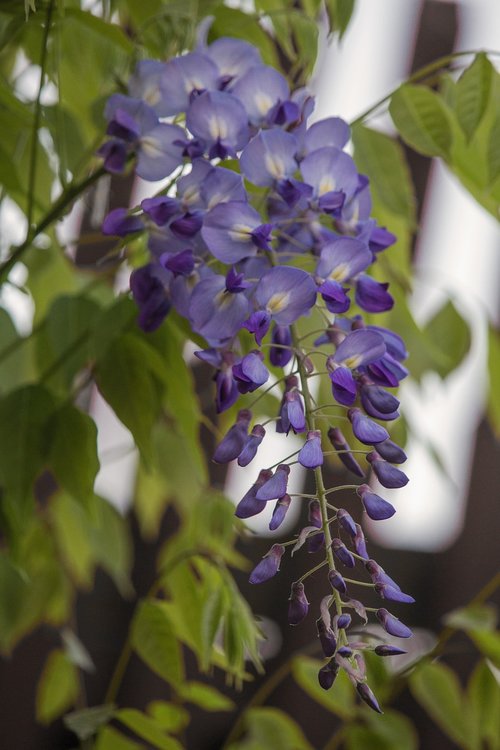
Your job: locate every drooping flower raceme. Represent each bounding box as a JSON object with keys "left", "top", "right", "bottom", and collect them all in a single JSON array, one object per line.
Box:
[{"left": 100, "top": 33, "right": 412, "bottom": 713}]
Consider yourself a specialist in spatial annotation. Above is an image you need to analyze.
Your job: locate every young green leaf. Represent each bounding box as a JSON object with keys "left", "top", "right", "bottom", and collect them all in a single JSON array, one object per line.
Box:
[
  {"left": 242, "top": 707, "right": 313, "bottom": 749},
  {"left": 147, "top": 701, "right": 190, "bottom": 733},
  {"left": 115, "top": 709, "right": 183, "bottom": 750},
  {"left": 64, "top": 704, "right": 116, "bottom": 741},
  {"left": 390, "top": 84, "right": 453, "bottom": 158},
  {"left": 467, "top": 660, "right": 500, "bottom": 749},
  {"left": 487, "top": 325, "right": 500, "bottom": 438},
  {"left": 409, "top": 661, "right": 471, "bottom": 747},
  {"left": 95, "top": 726, "right": 142, "bottom": 750},
  {"left": 36, "top": 649, "right": 79, "bottom": 725},
  {"left": 178, "top": 681, "right": 234, "bottom": 712},
  {"left": 352, "top": 124, "right": 416, "bottom": 226},
  {"left": 456, "top": 53, "right": 493, "bottom": 142},
  {"left": 131, "top": 600, "right": 183, "bottom": 686},
  {"left": 48, "top": 404, "right": 99, "bottom": 503}
]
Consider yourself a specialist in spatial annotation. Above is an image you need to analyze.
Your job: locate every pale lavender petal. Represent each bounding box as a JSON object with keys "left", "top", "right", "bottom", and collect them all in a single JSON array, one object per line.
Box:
[
  {"left": 240, "top": 128, "right": 298, "bottom": 187},
  {"left": 316, "top": 237, "right": 372, "bottom": 283},
  {"left": 255, "top": 266, "right": 317, "bottom": 325},
  {"left": 160, "top": 52, "right": 219, "bottom": 115},
  {"left": 231, "top": 64, "right": 289, "bottom": 125}
]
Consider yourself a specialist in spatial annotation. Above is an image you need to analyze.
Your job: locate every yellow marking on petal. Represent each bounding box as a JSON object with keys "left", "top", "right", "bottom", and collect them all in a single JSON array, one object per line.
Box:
[
  {"left": 216, "top": 290, "right": 233, "bottom": 308},
  {"left": 264, "top": 153, "right": 286, "bottom": 180},
  {"left": 343, "top": 355, "right": 362, "bottom": 369},
  {"left": 186, "top": 77, "right": 204, "bottom": 93},
  {"left": 255, "top": 92, "right": 273, "bottom": 115},
  {"left": 144, "top": 86, "right": 161, "bottom": 107},
  {"left": 328, "top": 264, "right": 349, "bottom": 282},
  {"left": 209, "top": 116, "right": 228, "bottom": 141},
  {"left": 266, "top": 291, "right": 290, "bottom": 314},
  {"left": 318, "top": 175, "right": 335, "bottom": 196},
  {"left": 228, "top": 223, "right": 253, "bottom": 242},
  {"left": 139, "top": 136, "right": 162, "bottom": 158}
]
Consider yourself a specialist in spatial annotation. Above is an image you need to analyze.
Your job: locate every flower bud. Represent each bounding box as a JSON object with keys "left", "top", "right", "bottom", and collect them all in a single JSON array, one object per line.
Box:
[
  {"left": 348, "top": 408, "right": 389, "bottom": 445},
  {"left": 237, "top": 424, "right": 266, "bottom": 467},
  {"left": 288, "top": 581, "right": 309, "bottom": 625},
  {"left": 337, "top": 508, "right": 357, "bottom": 537},
  {"left": 316, "top": 618, "right": 337, "bottom": 657},
  {"left": 367, "top": 451, "right": 408, "bottom": 488},
  {"left": 256, "top": 464, "right": 290, "bottom": 501},
  {"left": 298, "top": 430, "right": 323, "bottom": 469},
  {"left": 357, "top": 484, "right": 396, "bottom": 520},
  {"left": 375, "top": 582, "right": 415, "bottom": 604},
  {"left": 374, "top": 644, "right": 407, "bottom": 657},
  {"left": 328, "top": 570, "right": 347, "bottom": 594},
  {"left": 327, "top": 427, "right": 364, "bottom": 477},
  {"left": 235, "top": 469, "right": 272, "bottom": 519},
  {"left": 213, "top": 409, "right": 252, "bottom": 463},
  {"left": 376, "top": 608, "right": 413, "bottom": 638},
  {"left": 269, "top": 493, "right": 291, "bottom": 531},
  {"left": 375, "top": 438, "right": 407, "bottom": 464},
  {"left": 249, "top": 544, "right": 285, "bottom": 585},
  {"left": 334, "top": 613, "right": 351, "bottom": 630},
  {"left": 318, "top": 659, "right": 339, "bottom": 690},
  {"left": 356, "top": 682, "right": 383, "bottom": 713},
  {"left": 332, "top": 538, "right": 355, "bottom": 568}
]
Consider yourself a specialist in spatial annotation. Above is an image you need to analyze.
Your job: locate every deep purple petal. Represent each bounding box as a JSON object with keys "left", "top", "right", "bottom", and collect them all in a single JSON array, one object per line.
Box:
[
  {"left": 213, "top": 409, "right": 251, "bottom": 463},
  {"left": 357, "top": 484, "right": 396, "bottom": 520},
  {"left": 249, "top": 544, "right": 285, "bottom": 584},
  {"left": 376, "top": 608, "right": 413, "bottom": 638},
  {"left": 256, "top": 464, "right": 290, "bottom": 501},
  {"left": 255, "top": 266, "right": 317, "bottom": 326},
  {"left": 102, "top": 208, "right": 144, "bottom": 237},
  {"left": 298, "top": 430, "right": 324, "bottom": 469},
  {"left": 356, "top": 275, "right": 394, "bottom": 313},
  {"left": 330, "top": 366, "right": 357, "bottom": 406},
  {"left": 348, "top": 408, "right": 389, "bottom": 445},
  {"left": 269, "top": 493, "right": 291, "bottom": 530}
]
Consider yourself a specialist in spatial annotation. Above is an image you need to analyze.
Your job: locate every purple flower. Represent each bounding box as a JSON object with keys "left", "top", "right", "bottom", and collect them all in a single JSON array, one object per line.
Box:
[
  {"left": 202, "top": 201, "right": 270, "bottom": 263},
  {"left": 317, "top": 618, "right": 337, "bottom": 657},
  {"left": 160, "top": 52, "right": 219, "bottom": 115},
  {"left": 354, "top": 523, "right": 369, "bottom": 559},
  {"left": 356, "top": 682, "right": 383, "bottom": 713},
  {"left": 301, "top": 147, "right": 358, "bottom": 206},
  {"left": 213, "top": 409, "right": 251, "bottom": 464},
  {"left": 97, "top": 139, "right": 128, "bottom": 172},
  {"left": 186, "top": 90, "right": 249, "bottom": 158},
  {"left": 235, "top": 469, "right": 272, "bottom": 519},
  {"left": 128, "top": 59, "right": 170, "bottom": 116},
  {"left": 374, "top": 644, "right": 407, "bottom": 656},
  {"left": 136, "top": 123, "right": 186, "bottom": 181},
  {"left": 238, "top": 424, "right": 266, "bottom": 467},
  {"left": 255, "top": 266, "right": 317, "bottom": 326},
  {"left": 376, "top": 608, "right": 413, "bottom": 638},
  {"left": 337, "top": 508, "right": 357, "bottom": 537},
  {"left": 348, "top": 408, "right": 389, "bottom": 445},
  {"left": 365, "top": 559, "right": 401, "bottom": 591},
  {"left": 318, "top": 280, "right": 350, "bottom": 314},
  {"left": 288, "top": 581, "right": 309, "bottom": 625},
  {"left": 356, "top": 275, "right": 394, "bottom": 313},
  {"left": 357, "top": 484, "right": 396, "bottom": 520},
  {"left": 376, "top": 439, "right": 407, "bottom": 464},
  {"left": 102, "top": 208, "right": 144, "bottom": 237},
  {"left": 269, "top": 493, "right": 291, "bottom": 531},
  {"left": 278, "top": 388, "right": 306, "bottom": 435},
  {"left": 240, "top": 128, "right": 298, "bottom": 186},
  {"left": 308, "top": 499, "right": 325, "bottom": 552},
  {"left": 335, "top": 613, "right": 352, "bottom": 630},
  {"left": 329, "top": 366, "right": 357, "bottom": 406},
  {"left": 129, "top": 264, "right": 170, "bottom": 332},
  {"left": 200, "top": 167, "right": 247, "bottom": 209},
  {"left": 318, "top": 660, "right": 340, "bottom": 690},
  {"left": 231, "top": 64, "right": 290, "bottom": 125},
  {"left": 270, "top": 325, "right": 293, "bottom": 368},
  {"left": 332, "top": 538, "right": 355, "bottom": 568},
  {"left": 188, "top": 274, "right": 249, "bottom": 344},
  {"left": 360, "top": 384, "right": 400, "bottom": 421},
  {"left": 327, "top": 427, "right": 365, "bottom": 478},
  {"left": 375, "top": 583, "right": 415, "bottom": 604},
  {"left": 142, "top": 196, "right": 179, "bottom": 226},
  {"left": 367, "top": 452, "right": 409, "bottom": 488},
  {"left": 316, "top": 237, "right": 372, "bottom": 283},
  {"left": 303, "top": 117, "right": 350, "bottom": 153},
  {"left": 160, "top": 249, "right": 195, "bottom": 277},
  {"left": 256, "top": 464, "right": 290, "bottom": 501},
  {"left": 298, "top": 430, "right": 323, "bottom": 469},
  {"left": 329, "top": 570, "right": 347, "bottom": 594},
  {"left": 332, "top": 329, "right": 386, "bottom": 369},
  {"left": 249, "top": 543, "right": 285, "bottom": 584},
  {"left": 205, "top": 37, "right": 262, "bottom": 85},
  {"left": 233, "top": 352, "right": 269, "bottom": 394}
]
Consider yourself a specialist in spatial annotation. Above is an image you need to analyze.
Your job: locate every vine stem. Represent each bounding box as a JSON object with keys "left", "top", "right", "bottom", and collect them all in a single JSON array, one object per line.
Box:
[
  {"left": 103, "top": 549, "right": 203, "bottom": 705},
  {"left": 291, "top": 325, "right": 343, "bottom": 621},
  {"left": 350, "top": 48, "right": 500, "bottom": 127},
  {"left": 26, "top": 0, "right": 54, "bottom": 234}
]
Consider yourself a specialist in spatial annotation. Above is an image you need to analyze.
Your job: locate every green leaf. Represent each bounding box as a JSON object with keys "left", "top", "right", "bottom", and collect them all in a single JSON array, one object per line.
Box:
[
  {"left": 95, "top": 333, "right": 165, "bottom": 459},
  {"left": 131, "top": 600, "right": 183, "bottom": 686},
  {"left": 64, "top": 704, "right": 116, "bottom": 741},
  {"left": 48, "top": 404, "right": 99, "bottom": 502},
  {"left": 443, "top": 603, "right": 498, "bottom": 632},
  {"left": 38, "top": 295, "right": 101, "bottom": 391},
  {"left": 209, "top": 7, "right": 279, "bottom": 68},
  {"left": 0, "top": 384, "right": 56, "bottom": 513},
  {"left": 242, "top": 707, "right": 312, "bottom": 749},
  {"left": 487, "top": 326, "right": 500, "bottom": 438},
  {"left": 325, "top": 0, "right": 356, "bottom": 38},
  {"left": 96, "top": 726, "right": 143, "bottom": 750},
  {"left": 410, "top": 661, "right": 471, "bottom": 747},
  {"left": 422, "top": 300, "right": 471, "bottom": 378},
  {"left": 63, "top": 8, "right": 134, "bottom": 54},
  {"left": 352, "top": 124, "right": 416, "bottom": 225},
  {"left": 292, "top": 656, "right": 355, "bottom": 719},
  {"left": 179, "top": 681, "right": 234, "bottom": 712},
  {"left": 364, "top": 709, "right": 418, "bottom": 750},
  {"left": 87, "top": 494, "right": 133, "bottom": 596},
  {"left": 0, "top": 308, "right": 36, "bottom": 394},
  {"left": 50, "top": 492, "right": 97, "bottom": 587},
  {"left": 467, "top": 660, "right": 500, "bottom": 750},
  {"left": 36, "top": 649, "right": 79, "bottom": 725},
  {"left": 147, "top": 701, "right": 189, "bottom": 733},
  {"left": 390, "top": 84, "right": 453, "bottom": 158},
  {"left": 201, "top": 586, "right": 225, "bottom": 670},
  {"left": 61, "top": 628, "right": 95, "bottom": 672},
  {"left": 487, "top": 112, "right": 500, "bottom": 185},
  {"left": 468, "top": 631, "right": 500, "bottom": 668},
  {"left": 456, "top": 53, "right": 493, "bottom": 142},
  {"left": 115, "top": 709, "right": 183, "bottom": 750}
]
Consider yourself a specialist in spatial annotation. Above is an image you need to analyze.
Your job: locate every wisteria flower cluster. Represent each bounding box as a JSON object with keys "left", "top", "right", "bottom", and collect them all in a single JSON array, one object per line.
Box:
[{"left": 101, "top": 33, "right": 412, "bottom": 713}]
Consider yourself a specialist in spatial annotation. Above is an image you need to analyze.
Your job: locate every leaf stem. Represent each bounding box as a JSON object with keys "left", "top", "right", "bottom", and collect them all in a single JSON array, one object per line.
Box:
[{"left": 350, "top": 49, "right": 500, "bottom": 127}]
